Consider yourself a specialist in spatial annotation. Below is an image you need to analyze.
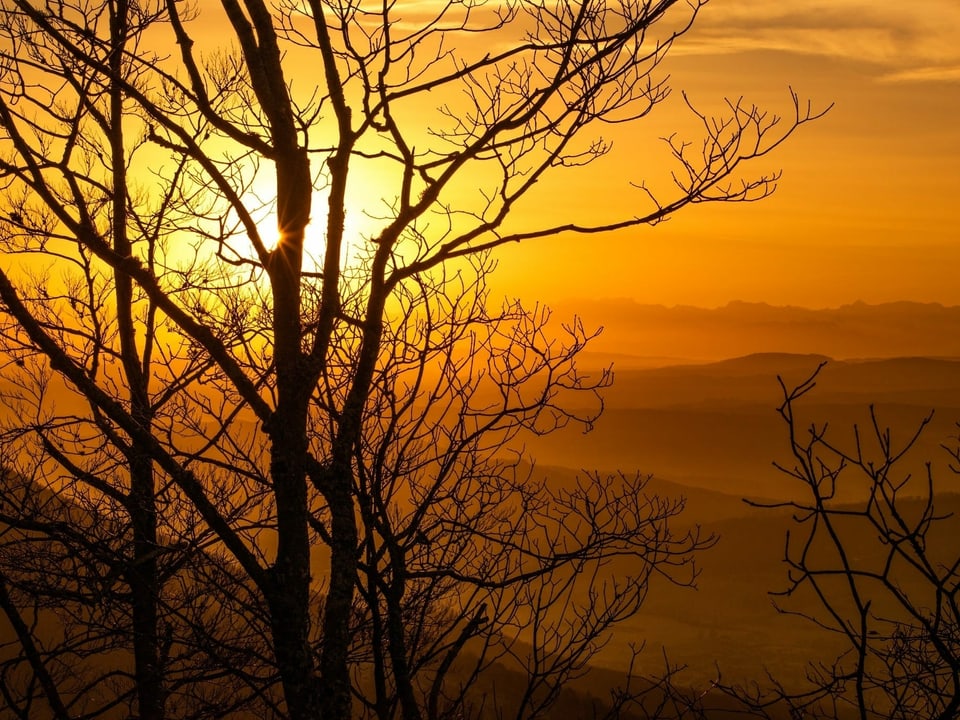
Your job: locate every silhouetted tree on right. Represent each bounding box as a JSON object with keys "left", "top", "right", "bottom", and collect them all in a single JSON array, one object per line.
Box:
[{"left": 720, "top": 363, "right": 960, "bottom": 720}]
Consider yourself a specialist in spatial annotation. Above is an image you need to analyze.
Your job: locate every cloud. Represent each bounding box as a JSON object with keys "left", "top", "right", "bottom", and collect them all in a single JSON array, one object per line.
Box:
[
  {"left": 675, "top": 0, "right": 960, "bottom": 82},
  {"left": 880, "top": 64, "right": 960, "bottom": 83}
]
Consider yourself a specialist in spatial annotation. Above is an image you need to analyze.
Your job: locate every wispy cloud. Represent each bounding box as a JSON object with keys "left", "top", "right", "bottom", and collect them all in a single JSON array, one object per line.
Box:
[
  {"left": 676, "top": 0, "right": 960, "bottom": 82},
  {"left": 880, "top": 64, "right": 960, "bottom": 83}
]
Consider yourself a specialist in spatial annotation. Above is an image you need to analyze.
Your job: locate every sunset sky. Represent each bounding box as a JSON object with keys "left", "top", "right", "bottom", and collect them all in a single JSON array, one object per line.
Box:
[{"left": 490, "top": 0, "right": 960, "bottom": 309}]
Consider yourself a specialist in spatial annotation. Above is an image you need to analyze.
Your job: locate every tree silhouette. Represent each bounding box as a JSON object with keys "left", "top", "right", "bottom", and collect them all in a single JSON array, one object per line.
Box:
[
  {"left": 718, "top": 365, "right": 960, "bottom": 720},
  {"left": 0, "top": 0, "right": 824, "bottom": 717}
]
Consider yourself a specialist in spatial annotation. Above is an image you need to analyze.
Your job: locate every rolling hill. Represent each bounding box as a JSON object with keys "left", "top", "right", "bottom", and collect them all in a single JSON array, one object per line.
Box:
[{"left": 524, "top": 353, "right": 960, "bottom": 501}]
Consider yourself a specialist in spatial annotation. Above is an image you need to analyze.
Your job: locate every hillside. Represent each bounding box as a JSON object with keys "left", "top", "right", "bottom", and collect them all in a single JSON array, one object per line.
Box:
[
  {"left": 592, "top": 491, "right": 960, "bottom": 690},
  {"left": 5, "top": 348, "right": 959, "bottom": 716},
  {"left": 518, "top": 351, "right": 960, "bottom": 693},
  {"left": 525, "top": 353, "right": 960, "bottom": 500}
]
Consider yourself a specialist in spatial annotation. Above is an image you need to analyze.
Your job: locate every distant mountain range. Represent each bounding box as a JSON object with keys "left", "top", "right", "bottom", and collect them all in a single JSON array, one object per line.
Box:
[{"left": 550, "top": 300, "right": 960, "bottom": 364}]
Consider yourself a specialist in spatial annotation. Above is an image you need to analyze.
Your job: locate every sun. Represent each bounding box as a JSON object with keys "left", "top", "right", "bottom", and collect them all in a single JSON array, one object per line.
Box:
[{"left": 237, "top": 167, "right": 393, "bottom": 275}]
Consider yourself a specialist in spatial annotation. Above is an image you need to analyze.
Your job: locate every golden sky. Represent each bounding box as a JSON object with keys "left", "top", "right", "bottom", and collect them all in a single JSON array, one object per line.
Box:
[
  {"left": 490, "top": 0, "right": 960, "bottom": 309},
  {"left": 140, "top": 0, "right": 960, "bottom": 310}
]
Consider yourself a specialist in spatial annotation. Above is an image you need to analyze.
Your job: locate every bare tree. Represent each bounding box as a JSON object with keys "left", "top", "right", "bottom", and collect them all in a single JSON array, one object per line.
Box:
[
  {"left": 0, "top": 456, "right": 283, "bottom": 718},
  {"left": 718, "top": 364, "right": 960, "bottom": 720},
  {"left": 0, "top": 0, "right": 825, "bottom": 717},
  {"left": 341, "top": 262, "right": 715, "bottom": 720}
]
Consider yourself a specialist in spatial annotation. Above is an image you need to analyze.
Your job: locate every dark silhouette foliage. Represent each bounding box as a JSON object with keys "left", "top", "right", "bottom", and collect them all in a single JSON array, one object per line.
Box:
[{"left": 0, "top": 0, "right": 822, "bottom": 717}]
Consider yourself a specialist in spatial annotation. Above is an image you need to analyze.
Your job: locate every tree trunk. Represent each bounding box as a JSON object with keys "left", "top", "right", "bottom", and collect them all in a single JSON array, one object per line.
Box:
[
  {"left": 318, "top": 473, "right": 358, "bottom": 720},
  {"left": 128, "top": 449, "right": 162, "bottom": 720},
  {"left": 109, "top": 1, "right": 163, "bottom": 716},
  {"left": 267, "top": 143, "right": 324, "bottom": 717}
]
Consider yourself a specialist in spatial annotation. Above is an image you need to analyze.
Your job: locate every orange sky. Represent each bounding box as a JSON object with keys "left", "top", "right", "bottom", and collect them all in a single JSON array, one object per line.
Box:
[
  {"left": 489, "top": 1, "right": 960, "bottom": 309},
  {"left": 139, "top": 0, "right": 960, "bottom": 311}
]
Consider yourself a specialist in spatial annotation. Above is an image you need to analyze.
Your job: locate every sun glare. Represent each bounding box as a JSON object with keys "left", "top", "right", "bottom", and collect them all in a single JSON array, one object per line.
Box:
[{"left": 238, "top": 168, "right": 394, "bottom": 275}]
